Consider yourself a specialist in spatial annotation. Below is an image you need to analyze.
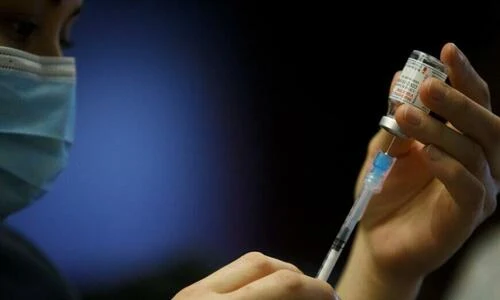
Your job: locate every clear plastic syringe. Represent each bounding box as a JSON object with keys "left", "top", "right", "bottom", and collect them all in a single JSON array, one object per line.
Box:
[{"left": 316, "top": 139, "right": 396, "bottom": 281}]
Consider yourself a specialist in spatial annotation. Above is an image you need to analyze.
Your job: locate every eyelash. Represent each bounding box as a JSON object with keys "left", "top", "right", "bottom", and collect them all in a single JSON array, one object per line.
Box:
[{"left": 6, "top": 19, "right": 74, "bottom": 50}]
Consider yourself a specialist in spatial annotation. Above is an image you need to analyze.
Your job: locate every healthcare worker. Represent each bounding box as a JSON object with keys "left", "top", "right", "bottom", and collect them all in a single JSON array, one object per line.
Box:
[{"left": 1, "top": 1, "right": 498, "bottom": 300}]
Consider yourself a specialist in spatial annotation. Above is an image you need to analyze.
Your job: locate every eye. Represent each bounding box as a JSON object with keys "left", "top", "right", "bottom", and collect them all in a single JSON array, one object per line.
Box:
[
  {"left": 0, "top": 18, "right": 39, "bottom": 44},
  {"left": 13, "top": 20, "right": 38, "bottom": 39}
]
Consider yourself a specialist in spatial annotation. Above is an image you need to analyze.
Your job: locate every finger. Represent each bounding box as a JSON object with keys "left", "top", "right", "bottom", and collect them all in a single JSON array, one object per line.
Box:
[
  {"left": 422, "top": 145, "right": 487, "bottom": 234},
  {"left": 226, "top": 269, "right": 335, "bottom": 300},
  {"left": 202, "top": 252, "right": 301, "bottom": 293},
  {"left": 440, "top": 43, "right": 491, "bottom": 109},
  {"left": 419, "top": 78, "right": 500, "bottom": 175},
  {"left": 395, "top": 104, "right": 488, "bottom": 178}
]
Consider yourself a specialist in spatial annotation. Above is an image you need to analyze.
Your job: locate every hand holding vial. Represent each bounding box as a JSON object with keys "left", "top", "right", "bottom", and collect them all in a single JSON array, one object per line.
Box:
[{"left": 335, "top": 42, "right": 500, "bottom": 300}]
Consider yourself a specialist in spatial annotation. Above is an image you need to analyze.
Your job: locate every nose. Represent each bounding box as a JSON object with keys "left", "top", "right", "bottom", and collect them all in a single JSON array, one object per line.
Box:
[{"left": 28, "top": 35, "right": 62, "bottom": 57}]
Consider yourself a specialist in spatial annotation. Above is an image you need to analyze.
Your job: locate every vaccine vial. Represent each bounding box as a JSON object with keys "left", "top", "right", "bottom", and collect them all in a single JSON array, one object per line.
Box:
[{"left": 379, "top": 50, "right": 447, "bottom": 138}]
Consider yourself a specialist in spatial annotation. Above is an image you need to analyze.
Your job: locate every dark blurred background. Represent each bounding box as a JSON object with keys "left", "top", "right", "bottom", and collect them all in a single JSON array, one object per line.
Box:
[{"left": 5, "top": 0, "right": 500, "bottom": 299}]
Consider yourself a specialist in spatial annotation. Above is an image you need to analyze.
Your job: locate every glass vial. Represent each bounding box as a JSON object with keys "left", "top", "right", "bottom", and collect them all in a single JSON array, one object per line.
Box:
[{"left": 379, "top": 50, "right": 447, "bottom": 138}]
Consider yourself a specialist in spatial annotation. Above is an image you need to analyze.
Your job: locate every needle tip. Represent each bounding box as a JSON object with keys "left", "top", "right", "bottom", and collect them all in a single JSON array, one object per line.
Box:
[{"left": 385, "top": 136, "right": 397, "bottom": 155}]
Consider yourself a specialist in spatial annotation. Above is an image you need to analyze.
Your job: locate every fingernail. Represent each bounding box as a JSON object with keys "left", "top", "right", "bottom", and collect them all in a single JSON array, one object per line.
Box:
[
  {"left": 426, "top": 145, "right": 443, "bottom": 161},
  {"left": 428, "top": 79, "right": 447, "bottom": 101},
  {"left": 404, "top": 105, "right": 421, "bottom": 126},
  {"left": 443, "top": 64, "right": 451, "bottom": 76},
  {"left": 333, "top": 292, "right": 342, "bottom": 300}
]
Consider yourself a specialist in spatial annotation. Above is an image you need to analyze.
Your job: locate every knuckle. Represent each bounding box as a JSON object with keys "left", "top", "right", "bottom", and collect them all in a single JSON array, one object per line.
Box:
[
  {"left": 242, "top": 251, "right": 267, "bottom": 264},
  {"left": 242, "top": 251, "right": 266, "bottom": 261},
  {"left": 469, "top": 142, "right": 488, "bottom": 176},
  {"left": 275, "top": 269, "right": 304, "bottom": 292},
  {"left": 480, "top": 79, "right": 491, "bottom": 102},
  {"left": 242, "top": 252, "right": 274, "bottom": 273}
]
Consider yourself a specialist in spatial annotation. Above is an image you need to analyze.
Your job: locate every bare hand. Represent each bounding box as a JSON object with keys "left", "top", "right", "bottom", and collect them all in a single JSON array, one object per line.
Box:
[
  {"left": 337, "top": 42, "right": 499, "bottom": 300},
  {"left": 173, "top": 252, "right": 338, "bottom": 300}
]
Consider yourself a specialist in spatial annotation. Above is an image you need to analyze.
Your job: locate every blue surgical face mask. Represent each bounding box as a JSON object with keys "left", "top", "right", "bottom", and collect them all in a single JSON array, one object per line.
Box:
[{"left": 0, "top": 47, "right": 76, "bottom": 219}]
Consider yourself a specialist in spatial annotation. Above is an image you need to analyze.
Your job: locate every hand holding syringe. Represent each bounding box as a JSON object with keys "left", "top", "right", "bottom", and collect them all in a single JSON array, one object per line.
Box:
[{"left": 316, "top": 137, "right": 397, "bottom": 281}]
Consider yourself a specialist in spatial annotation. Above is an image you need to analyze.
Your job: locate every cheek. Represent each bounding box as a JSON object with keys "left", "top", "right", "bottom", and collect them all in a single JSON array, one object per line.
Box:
[
  {"left": 0, "top": 31, "right": 21, "bottom": 49},
  {"left": 0, "top": 34, "right": 7, "bottom": 47}
]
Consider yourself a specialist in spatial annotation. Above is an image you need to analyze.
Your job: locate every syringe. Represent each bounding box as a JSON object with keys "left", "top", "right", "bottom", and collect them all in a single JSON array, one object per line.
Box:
[{"left": 316, "top": 140, "right": 396, "bottom": 281}]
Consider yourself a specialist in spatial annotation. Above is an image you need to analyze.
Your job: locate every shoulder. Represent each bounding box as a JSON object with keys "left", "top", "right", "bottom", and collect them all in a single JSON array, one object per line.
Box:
[{"left": 0, "top": 224, "right": 80, "bottom": 300}]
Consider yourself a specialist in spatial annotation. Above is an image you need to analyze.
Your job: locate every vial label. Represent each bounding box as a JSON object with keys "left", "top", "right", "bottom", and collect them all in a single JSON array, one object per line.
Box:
[{"left": 389, "top": 57, "right": 447, "bottom": 113}]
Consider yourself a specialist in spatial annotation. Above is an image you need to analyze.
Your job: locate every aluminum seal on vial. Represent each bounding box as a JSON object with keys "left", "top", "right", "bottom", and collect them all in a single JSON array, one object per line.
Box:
[{"left": 379, "top": 50, "right": 448, "bottom": 138}]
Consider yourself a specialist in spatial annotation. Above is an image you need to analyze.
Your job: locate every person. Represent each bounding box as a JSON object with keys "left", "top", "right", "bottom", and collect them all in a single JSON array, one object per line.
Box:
[{"left": 0, "top": 1, "right": 498, "bottom": 300}]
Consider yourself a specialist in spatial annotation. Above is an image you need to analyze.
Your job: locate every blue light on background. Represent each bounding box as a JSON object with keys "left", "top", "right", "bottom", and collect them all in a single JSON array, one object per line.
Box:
[{"left": 6, "top": 1, "right": 263, "bottom": 290}]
